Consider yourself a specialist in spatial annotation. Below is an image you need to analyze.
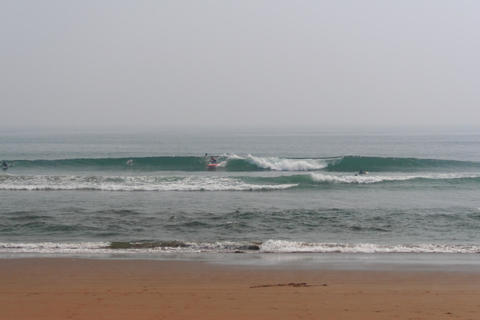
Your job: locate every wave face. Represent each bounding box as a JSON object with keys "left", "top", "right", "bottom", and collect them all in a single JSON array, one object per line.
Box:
[
  {"left": 6, "top": 155, "right": 330, "bottom": 172},
  {"left": 10, "top": 157, "right": 208, "bottom": 171},
  {"left": 326, "top": 156, "right": 480, "bottom": 172},
  {"left": 5, "top": 155, "right": 480, "bottom": 172}
]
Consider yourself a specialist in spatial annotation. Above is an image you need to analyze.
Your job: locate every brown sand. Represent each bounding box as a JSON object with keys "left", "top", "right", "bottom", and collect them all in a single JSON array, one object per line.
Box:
[{"left": 1, "top": 258, "right": 479, "bottom": 320}]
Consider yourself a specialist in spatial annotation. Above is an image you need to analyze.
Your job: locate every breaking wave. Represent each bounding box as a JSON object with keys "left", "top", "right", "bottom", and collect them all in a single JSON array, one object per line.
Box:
[
  {"left": 4, "top": 155, "right": 480, "bottom": 172},
  {"left": 246, "top": 172, "right": 480, "bottom": 187},
  {"left": 4, "top": 155, "right": 331, "bottom": 172},
  {"left": 239, "top": 155, "right": 328, "bottom": 171},
  {"left": 1, "top": 172, "right": 480, "bottom": 192},
  {"left": 307, "top": 172, "right": 480, "bottom": 184},
  {"left": 1, "top": 240, "right": 479, "bottom": 255},
  {"left": 259, "top": 240, "right": 480, "bottom": 253},
  {"left": 0, "top": 175, "right": 297, "bottom": 191}
]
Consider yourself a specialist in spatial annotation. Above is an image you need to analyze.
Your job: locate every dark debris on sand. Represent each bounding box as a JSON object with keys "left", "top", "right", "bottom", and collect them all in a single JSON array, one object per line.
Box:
[{"left": 250, "top": 282, "right": 327, "bottom": 289}]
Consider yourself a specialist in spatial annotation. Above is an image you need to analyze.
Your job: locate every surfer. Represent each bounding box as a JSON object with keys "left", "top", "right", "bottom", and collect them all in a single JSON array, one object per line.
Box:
[
  {"left": 126, "top": 159, "right": 134, "bottom": 166},
  {"left": 1, "top": 160, "right": 8, "bottom": 171},
  {"left": 356, "top": 169, "right": 368, "bottom": 176},
  {"left": 206, "top": 155, "right": 218, "bottom": 170}
]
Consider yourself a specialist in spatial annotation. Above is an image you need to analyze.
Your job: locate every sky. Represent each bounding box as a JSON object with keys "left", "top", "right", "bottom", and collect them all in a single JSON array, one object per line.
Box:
[{"left": 1, "top": 0, "right": 479, "bottom": 129}]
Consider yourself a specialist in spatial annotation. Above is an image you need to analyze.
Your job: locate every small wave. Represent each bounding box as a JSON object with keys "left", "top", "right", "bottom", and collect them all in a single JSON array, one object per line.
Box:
[
  {"left": 108, "top": 240, "right": 190, "bottom": 249},
  {"left": 245, "top": 172, "right": 480, "bottom": 186},
  {"left": 0, "top": 175, "right": 297, "bottom": 192},
  {"left": 309, "top": 172, "right": 480, "bottom": 184},
  {"left": 260, "top": 240, "right": 480, "bottom": 254},
  {"left": 2, "top": 172, "right": 479, "bottom": 192},
  {"left": 0, "top": 241, "right": 261, "bottom": 254},
  {"left": 0, "top": 242, "right": 110, "bottom": 254},
  {"left": 326, "top": 156, "right": 480, "bottom": 172},
  {"left": 1, "top": 241, "right": 479, "bottom": 255},
  {"left": 107, "top": 240, "right": 261, "bottom": 251}
]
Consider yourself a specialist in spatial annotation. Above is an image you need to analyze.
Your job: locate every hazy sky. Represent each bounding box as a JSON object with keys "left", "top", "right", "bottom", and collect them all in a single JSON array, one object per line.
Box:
[{"left": 1, "top": 1, "right": 479, "bottom": 129}]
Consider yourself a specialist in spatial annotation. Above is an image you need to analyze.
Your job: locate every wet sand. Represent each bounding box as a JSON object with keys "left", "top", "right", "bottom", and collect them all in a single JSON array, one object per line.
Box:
[{"left": 1, "top": 258, "right": 479, "bottom": 319}]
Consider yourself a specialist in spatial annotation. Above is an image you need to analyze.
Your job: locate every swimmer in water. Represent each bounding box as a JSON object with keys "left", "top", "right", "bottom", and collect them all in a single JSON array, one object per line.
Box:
[{"left": 355, "top": 169, "right": 368, "bottom": 176}]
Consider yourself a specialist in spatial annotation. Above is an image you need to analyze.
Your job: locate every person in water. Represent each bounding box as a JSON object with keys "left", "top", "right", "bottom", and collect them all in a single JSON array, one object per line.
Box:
[
  {"left": 209, "top": 156, "right": 217, "bottom": 164},
  {"left": 1, "top": 161, "right": 8, "bottom": 171}
]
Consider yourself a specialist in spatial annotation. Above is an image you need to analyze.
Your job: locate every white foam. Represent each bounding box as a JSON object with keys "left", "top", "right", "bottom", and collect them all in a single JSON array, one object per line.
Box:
[
  {"left": 1, "top": 241, "right": 479, "bottom": 255},
  {"left": 0, "top": 241, "right": 253, "bottom": 255},
  {"left": 244, "top": 155, "right": 328, "bottom": 171},
  {"left": 0, "top": 242, "right": 110, "bottom": 254},
  {"left": 260, "top": 240, "right": 480, "bottom": 254},
  {"left": 0, "top": 242, "right": 199, "bottom": 254},
  {"left": 0, "top": 175, "right": 297, "bottom": 191},
  {"left": 309, "top": 172, "right": 480, "bottom": 184}
]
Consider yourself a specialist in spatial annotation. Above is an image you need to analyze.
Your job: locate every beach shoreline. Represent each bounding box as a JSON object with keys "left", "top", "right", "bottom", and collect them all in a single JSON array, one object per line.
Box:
[{"left": 1, "top": 258, "right": 479, "bottom": 320}]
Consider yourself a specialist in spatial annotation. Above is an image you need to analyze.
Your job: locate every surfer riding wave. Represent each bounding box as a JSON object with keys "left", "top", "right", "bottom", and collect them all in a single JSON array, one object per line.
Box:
[{"left": 205, "top": 154, "right": 218, "bottom": 170}]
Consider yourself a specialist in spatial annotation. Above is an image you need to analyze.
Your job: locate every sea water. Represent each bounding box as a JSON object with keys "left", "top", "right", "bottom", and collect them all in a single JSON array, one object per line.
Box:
[{"left": 1, "top": 127, "right": 479, "bottom": 267}]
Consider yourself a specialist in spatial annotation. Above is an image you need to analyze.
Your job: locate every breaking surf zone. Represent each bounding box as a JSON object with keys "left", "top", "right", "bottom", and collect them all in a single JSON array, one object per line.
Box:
[
  {"left": 1, "top": 240, "right": 480, "bottom": 255},
  {"left": 5, "top": 154, "right": 480, "bottom": 173},
  {"left": 5, "top": 154, "right": 332, "bottom": 172},
  {"left": 1, "top": 172, "right": 480, "bottom": 192},
  {"left": 0, "top": 175, "right": 298, "bottom": 191}
]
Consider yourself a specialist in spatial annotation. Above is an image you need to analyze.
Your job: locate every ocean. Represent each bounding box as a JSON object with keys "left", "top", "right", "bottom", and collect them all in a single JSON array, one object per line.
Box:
[{"left": 1, "top": 128, "right": 480, "bottom": 267}]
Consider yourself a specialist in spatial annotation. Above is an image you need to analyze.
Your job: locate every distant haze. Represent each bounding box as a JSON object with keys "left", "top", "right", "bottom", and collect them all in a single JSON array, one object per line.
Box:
[{"left": 1, "top": 1, "right": 479, "bottom": 129}]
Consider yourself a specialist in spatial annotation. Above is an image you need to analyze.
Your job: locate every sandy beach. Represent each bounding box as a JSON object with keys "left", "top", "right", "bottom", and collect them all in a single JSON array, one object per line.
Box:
[{"left": 0, "top": 258, "right": 479, "bottom": 320}]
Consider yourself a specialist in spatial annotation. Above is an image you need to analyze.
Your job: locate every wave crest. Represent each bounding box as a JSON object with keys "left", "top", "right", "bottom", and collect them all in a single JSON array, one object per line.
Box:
[{"left": 243, "top": 155, "right": 328, "bottom": 171}]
